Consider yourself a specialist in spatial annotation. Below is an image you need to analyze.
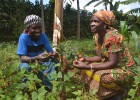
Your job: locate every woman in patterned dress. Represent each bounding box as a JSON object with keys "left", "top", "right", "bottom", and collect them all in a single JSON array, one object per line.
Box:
[{"left": 73, "top": 10, "right": 135, "bottom": 100}]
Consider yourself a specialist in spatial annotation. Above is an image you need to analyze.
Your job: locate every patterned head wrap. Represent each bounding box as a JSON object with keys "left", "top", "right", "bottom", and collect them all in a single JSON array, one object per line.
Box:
[
  {"left": 24, "top": 14, "right": 42, "bottom": 27},
  {"left": 93, "top": 10, "right": 115, "bottom": 26}
]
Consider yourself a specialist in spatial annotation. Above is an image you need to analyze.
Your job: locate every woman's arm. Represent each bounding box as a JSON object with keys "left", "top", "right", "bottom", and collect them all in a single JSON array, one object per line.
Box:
[
  {"left": 79, "top": 49, "right": 102, "bottom": 63},
  {"left": 91, "top": 52, "right": 119, "bottom": 70},
  {"left": 73, "top": 52, "right": 119, "bottom": 70},
  {"left": 20, "top": 52, "right": 53, "bottom": 63},
  {"left": 85, "top": 49, "right": 102, "bottom": 62},
  {"left": 20, "top": 55, "right": 43, "bottom": 63},
  {"left": 20, "top": 55, "right": 36, "bottom": 63}
]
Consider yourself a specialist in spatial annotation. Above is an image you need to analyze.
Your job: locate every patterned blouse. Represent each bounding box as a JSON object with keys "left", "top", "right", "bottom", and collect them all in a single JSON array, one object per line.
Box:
[{"left": 94, "top": 28, "right": 135, "bottom": 67}]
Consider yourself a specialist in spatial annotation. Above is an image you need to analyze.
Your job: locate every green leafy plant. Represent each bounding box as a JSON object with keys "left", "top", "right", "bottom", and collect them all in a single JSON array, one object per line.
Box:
[{"left": 1, "top": 38, "right": 140, "bottom": 99}]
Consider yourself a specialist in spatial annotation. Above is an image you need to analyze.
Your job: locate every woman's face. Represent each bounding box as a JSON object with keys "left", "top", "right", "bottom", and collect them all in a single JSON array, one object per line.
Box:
[
  {"left": 28, "top": 23, "right": 42, "bottom": 40},
  {"left": 90, "top": 15, "right": 105, "bottom": 33}
]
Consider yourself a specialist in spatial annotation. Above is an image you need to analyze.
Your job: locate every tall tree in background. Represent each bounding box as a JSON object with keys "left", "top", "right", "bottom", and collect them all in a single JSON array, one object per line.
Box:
[
  {"left": 121, "top": 0, "right": 140, "bottom": 14},
  {"left": 109, "top": 0, "right": 120, "bottom": 12},
  {"left": 77, "top": 0, "right": 80, "bottom": 39},
  {"left": 84, "top": 0, "right": 111, "bottom": 10},
  {"left": 40, "top": 0, "right": 45, "bottom": 32},
  {"left": 64, "top": 0, "right": 80, "bottom": 39}
]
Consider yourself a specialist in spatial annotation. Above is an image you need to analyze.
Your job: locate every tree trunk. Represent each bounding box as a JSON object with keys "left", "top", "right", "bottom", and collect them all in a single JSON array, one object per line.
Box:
[
  {"left": 105, "top": 3, "right": 107, "bottom": 10},
  {"left": 53, "top": 0, "right": 63, "bottom": 50},
  {"left": 77, "top": 0, "right": 80, "bottom": 39},
  {"left": 53, "top": 1, "right": 66, "bottom": 99},
  {"left": 40, "top": 0, "right": 45, "bottom": 32}
]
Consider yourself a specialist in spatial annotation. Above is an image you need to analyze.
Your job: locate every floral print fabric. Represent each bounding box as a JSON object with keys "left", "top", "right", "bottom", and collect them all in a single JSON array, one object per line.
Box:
[{"left": 94, "top": 29, "right": 135, "bottom": 67}]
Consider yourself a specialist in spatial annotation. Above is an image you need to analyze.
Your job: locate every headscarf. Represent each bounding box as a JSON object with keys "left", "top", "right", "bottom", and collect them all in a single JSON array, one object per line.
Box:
[
  {"left": 93, "top": 10, "right": 115, "bottom": 26},
  {"left": 24, "top": 14, "right": 42, "bottom": 27}
]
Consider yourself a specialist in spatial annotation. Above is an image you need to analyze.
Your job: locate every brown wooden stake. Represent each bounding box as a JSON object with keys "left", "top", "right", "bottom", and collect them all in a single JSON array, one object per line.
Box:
[{"left": 53, "top": 0, "right": 66, "bottom": 99}]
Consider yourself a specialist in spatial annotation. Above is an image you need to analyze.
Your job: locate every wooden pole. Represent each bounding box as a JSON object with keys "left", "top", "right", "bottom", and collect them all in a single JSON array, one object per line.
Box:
[
  {"left": 53, "top": 0, "right": 63, "bottom": 52},
  {"left": 77, "top": 0, "right": 80, "bottom": 39},
  {"left": 40, "top": 0, "right": 45, "bottom": 32},
  {"left": 53, "top": 1, "right": 66, "bottom": 99}
]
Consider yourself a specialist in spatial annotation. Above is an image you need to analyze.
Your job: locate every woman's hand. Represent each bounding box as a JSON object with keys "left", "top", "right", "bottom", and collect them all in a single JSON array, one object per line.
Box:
[
  {"left": 77, "top": 54, "right": 85, "bottom": 62},
  {"left": 50, "top": 52, "right": 59, "bottom": 58},
  {"left": 36, "top": 52, "right": 59, "bottom": 62},
  {"left": 73, "top": 60, "right": 87, "bottom": 69},
  {"left": 35, "top": 52, "right": 48, "bottom": 61}
]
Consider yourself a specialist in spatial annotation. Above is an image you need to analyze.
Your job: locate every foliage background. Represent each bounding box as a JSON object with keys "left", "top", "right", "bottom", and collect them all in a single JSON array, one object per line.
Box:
[{"left": 0, "top": 0, "right": 139, "bottom": 41}]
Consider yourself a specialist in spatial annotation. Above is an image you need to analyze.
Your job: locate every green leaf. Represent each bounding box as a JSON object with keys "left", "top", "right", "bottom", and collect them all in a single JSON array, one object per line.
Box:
[
  {"left": 134, "top": 57, "right": 140, "bottom": 65},
  {"left": 37, "top": 87, "right": 46, "bottom": 100},
  {"left": 131, "top": 31, "right": 139, "bottom": 49},
  {"left": 57, "top": 72, "right": 62, "bottom": 78},
  {"left": 119, "top": 21, "right": 130, "bottom": 43},
  {"left": 29, "top": 63, "right": 37, "bottom": 69},
  {"left": 32, "top": 91, "right": 38, "bottom": 100},
  {"left": 128, "top": 89, "right": 136, "bottom": 98},
  {"left": 76, "top": 97, "right": 81, "bottom": 100},
  {"left": 136, "top": 65, "right": 140, "bottom": 71},
  {"left": 136, "top": 16, "right": 140, "bottom": 24},
  {"left": 50, "top": 0, "right": 55, "bottom": 3},
  {"left": 67, "top": 71, "right": 75, "bottom": 78},
  {"left": 137, "top": 96, "right": 140, "bottom": 100},
  {"left": 64, "top": 75, "right": 70, "bottom": 81},
  {"left": 120, "top": 21, "right": 126, "bottom": 34},
  {"left": 134, "top": 76, "right": 140, "bottom": 84},
  {"left": 72, "top": 90, "right": 82, "bottom": 96},
  {"left": 54, "top": 63, "right": 60, "bottom": 67},
  {"left": 38, "top": 93, "right": 45, "bottom": 100},
  {"left": 50, "top": 71, "right": 57, "bottom": 80},
  {"left": 38, "top": 86, "right": 46, "bottom": 95},
  {"left": 0, "top": 88, "right": 4, "bottom": 94},
  {"left": 14, "top": 93, "right": 24, "bottom": 100},
  {"left": 18, "top": 83, "right": 26, "bottom": 89},
  {"left": 26, "top": 81, "right": 36, "bottom": 91},
  {"left": 0, "top": 94, "right": 5, "bottom": 99}
]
